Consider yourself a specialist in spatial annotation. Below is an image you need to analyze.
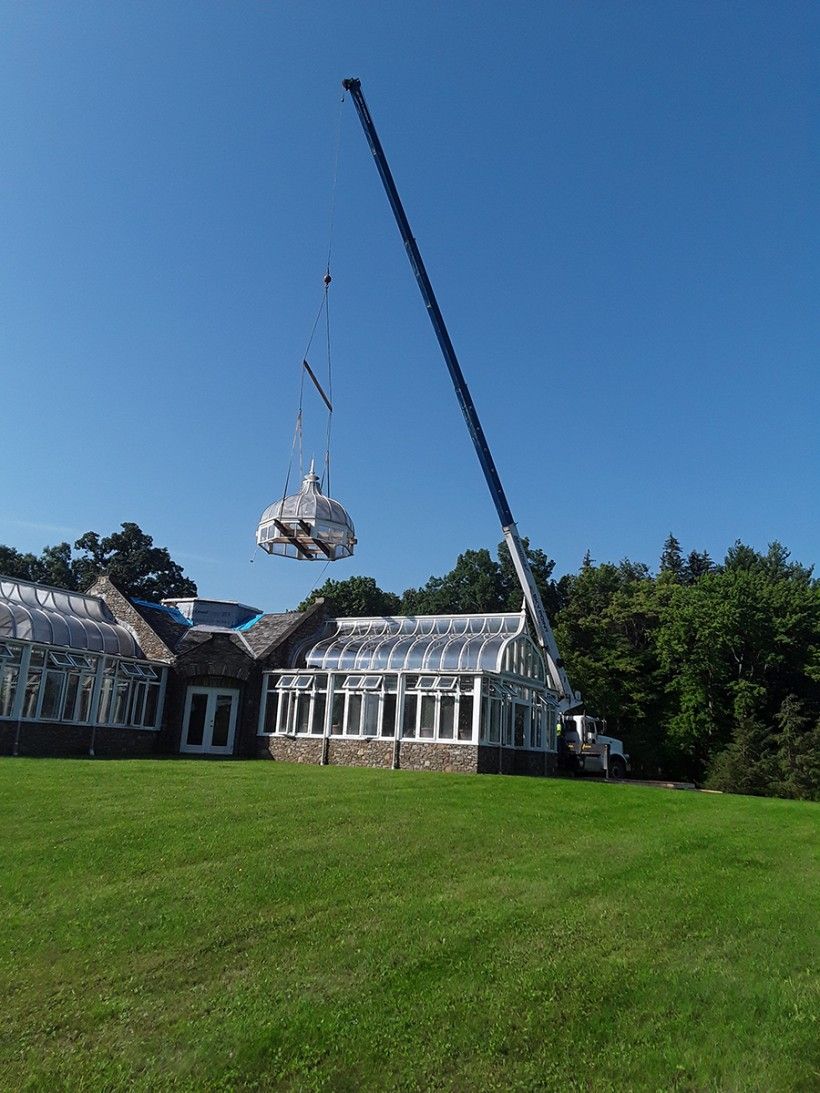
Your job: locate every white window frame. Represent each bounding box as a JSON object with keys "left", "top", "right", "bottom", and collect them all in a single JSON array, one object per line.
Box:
[
  {"left": 0, "top": 641, "right": 166, "bottom": 731},
  {"left": 400, "top": 675, "right": 479, "bottom": 744}
]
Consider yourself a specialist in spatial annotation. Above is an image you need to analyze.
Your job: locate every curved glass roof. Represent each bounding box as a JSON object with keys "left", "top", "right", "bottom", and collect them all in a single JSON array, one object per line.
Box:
[
  {"left": 0, "top": 577, "right": 142, "bottom": 657},
  {"left": 300, "top": 612, "right": 546, "bottom": 680}
]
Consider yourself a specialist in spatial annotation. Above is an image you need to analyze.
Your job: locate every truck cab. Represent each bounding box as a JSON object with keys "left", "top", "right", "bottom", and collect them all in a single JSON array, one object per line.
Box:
[{"left": 559, "top": 714, "right": 630, "bottom": 779}]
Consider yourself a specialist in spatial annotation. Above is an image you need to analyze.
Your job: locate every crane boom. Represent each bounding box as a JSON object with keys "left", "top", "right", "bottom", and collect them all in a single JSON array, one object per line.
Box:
[{"left": 343, "top": 77, "right": 578, "bottom": 709}]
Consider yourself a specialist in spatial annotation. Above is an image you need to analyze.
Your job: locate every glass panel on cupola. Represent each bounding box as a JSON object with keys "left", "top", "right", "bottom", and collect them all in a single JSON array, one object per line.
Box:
[{"left": 256, "top": 463, "right": 356, "bottom": 562}]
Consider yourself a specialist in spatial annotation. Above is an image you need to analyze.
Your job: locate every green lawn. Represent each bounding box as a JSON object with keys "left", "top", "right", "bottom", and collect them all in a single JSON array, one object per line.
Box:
[{"left": 0, "top": 761, "right": 817, "bottom": 1091}]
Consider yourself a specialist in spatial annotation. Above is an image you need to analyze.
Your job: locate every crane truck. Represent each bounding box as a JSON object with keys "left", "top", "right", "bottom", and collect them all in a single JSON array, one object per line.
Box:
[{"left": 343, "top": 78, "right": 630, "bottom": 779}]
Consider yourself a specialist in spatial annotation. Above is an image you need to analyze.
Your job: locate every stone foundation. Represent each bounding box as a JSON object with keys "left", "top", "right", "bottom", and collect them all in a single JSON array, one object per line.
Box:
[
  {"left": 327, "top": 738, "right": 394, "bottom": 768},
  {"left": 257, "top": 734, "right": 556, "bottom": 777},
  {"left": 257, "top": 735, "right": 324, "bottom": 764},
  {"left": 398, "top": 741, "right": 479, "bottom": 773},
  {"left": 0, "top": 720, "right": 160, "bottom": 759}
]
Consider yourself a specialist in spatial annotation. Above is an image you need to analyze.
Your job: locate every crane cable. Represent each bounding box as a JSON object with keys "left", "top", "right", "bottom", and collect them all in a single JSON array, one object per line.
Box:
[{"left": 279, "top": 88, "right": 345, "bottom": 508}]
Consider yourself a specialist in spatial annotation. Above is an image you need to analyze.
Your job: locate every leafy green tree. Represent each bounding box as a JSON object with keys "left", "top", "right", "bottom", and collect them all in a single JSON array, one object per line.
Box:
[
  {"left": 657, "top": 546, "right": 820, "bottom": 780},
  {"left": 401, "top": 540, "right": 560, "bottom": 618},
  {"left": 2, "top": 524, "right": 196, "bottom": 600},
  {"left": 0, "top": 546, "right": 42, "bottom": 582},
  {"left": 554, "top": 559, "right": 667, "bottom": 775},
  {"left": 0, "top": 541, "right": 80, "bottom": 589},
  {"left": 299, "top": 575, "right": 401, "bottom": 617},
  {"left": 720, "top": 539, "right": 810, "bottom": 580},
  {"left": 401, "top": 548, "right": 504, "bottom": 615},
  {"left": 37, "top": 543, "right": 78, "bottom": 589},
  {"left": 497, "top": 539, "right": 561, "bottom": 616},
  {"left": 72, "top": 523, "right": 196, "bottom": 600}
]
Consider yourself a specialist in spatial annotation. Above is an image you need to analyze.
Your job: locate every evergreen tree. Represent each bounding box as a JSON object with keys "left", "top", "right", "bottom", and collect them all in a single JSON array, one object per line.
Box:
[
  {"left": 704, "top": 712, "right": 777, "bottom": 796},
  {"left": 704, "top": 680, "right": 776, "bottom": 795},
  {"left": 773, "top": 695, "right": 820, "bottom": 801},
  {"left": 684, "top": 549, "right": 714, "bottom": 583},
  {"left": 724, "top": 540, "right": 763, "bottom": 572},
  {"left": 659, "top": 533, "right": 685, "bottom": 581}
]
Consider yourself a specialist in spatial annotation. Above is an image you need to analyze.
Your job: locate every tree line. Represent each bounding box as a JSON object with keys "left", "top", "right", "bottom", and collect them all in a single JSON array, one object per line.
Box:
[
  {"left": 0, "top": 523, "right": 197, "bottom": 601},
  {"left": 3, "top": 525, "right": 817, "bottom": 799},
  {"left": 299, "top": 535, "right": 820, "bottom": 800}
]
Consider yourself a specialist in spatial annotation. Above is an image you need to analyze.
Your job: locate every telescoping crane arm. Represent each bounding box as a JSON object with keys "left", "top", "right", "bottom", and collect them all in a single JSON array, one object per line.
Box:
[{"left": 343, "top": 77, "right": 579, "bottom": 711}]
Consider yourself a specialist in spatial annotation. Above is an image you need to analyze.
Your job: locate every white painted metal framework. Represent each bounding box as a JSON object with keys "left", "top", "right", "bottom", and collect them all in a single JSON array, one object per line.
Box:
[
  {"left": 0, "top": 639, "right": 167, "bottom": 730},
  {"left": 302, "top": 612, "right": 547, "bottom": 678},
  {"left": 259, "top": 612, "right": 558, "bottom": 752},
  {"left": 0, "top": 579, "right": 167, "bottom": 732},
  {"left": 0, "top": 577, "right": 141, "bottom": 656}
]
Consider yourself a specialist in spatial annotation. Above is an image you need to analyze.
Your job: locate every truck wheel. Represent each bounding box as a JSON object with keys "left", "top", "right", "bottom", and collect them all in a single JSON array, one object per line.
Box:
[{"left": 608, "top": 756, "right": 627, "bottom": 780}]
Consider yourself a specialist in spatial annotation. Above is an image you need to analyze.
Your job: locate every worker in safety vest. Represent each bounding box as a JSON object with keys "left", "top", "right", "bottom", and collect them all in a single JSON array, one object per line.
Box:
[{"left": 556, "top": 717, "right": 566, "bottom": 766}]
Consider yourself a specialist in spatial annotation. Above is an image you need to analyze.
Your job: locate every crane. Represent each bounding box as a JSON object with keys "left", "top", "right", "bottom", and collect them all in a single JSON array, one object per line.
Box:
[
  {"left": 342, "top": 77, "right": 578, "bottom": 708},
  {"left": 343, "top": 79, "right": 632, "bottom": 777}
]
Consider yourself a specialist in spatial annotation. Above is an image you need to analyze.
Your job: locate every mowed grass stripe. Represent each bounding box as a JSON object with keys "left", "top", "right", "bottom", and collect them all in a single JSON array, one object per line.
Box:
[{"left": 0, "top": 760, "right": 817, "bottom": 1091}]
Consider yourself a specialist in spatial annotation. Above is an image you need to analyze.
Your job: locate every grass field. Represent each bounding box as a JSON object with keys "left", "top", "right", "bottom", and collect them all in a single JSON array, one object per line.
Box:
[{"left": 0, "top": 760, "right": 817, "bottom": 1091}]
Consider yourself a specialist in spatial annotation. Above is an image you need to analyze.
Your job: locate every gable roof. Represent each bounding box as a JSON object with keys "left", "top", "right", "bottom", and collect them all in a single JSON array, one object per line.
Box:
[
  {"left": 125, "top": 595, "right": 322, "bottom": 663},
  {"left": 128, "top": 598, "right": 191, "bottom": 653}
]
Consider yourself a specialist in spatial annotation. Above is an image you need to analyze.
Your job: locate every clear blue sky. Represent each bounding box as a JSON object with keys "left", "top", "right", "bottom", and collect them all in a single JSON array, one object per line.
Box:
[{"left": 2, "top": 2, "right": 817, "bottom": 611}]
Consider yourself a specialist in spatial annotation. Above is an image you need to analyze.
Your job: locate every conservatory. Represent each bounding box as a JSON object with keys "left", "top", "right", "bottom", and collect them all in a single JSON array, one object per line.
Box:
[
  {"left": 0, "top": 577, "right": 168, "bottom": 756},
  {"left": 258, "top": 612, "right": 559, "bottom": 775}
]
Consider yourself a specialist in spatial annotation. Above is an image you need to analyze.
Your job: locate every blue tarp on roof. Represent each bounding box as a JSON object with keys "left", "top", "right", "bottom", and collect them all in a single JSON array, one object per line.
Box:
[
  {"left": 131, "top": 599, "right": 192, "bottom": 627},
  {"left": 235, "top": 612, "right": 265, "bottom": 632}
]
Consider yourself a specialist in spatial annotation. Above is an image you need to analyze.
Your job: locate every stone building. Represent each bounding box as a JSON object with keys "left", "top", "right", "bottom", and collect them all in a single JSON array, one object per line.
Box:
[{"left": 0, "top": 575, "right": 559, "bottom": 774}]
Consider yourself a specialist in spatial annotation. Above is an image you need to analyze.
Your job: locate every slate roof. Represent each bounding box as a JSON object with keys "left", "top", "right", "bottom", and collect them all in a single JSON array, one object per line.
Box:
[
  {"left": 240, "top": 611, "right": 304, "bottom": 659},
  {"left": 128, "top": 598, "right": 307, "bottom": 662},
  {"left": 128, "top": 599, "right": 190, "bottom": 653}
]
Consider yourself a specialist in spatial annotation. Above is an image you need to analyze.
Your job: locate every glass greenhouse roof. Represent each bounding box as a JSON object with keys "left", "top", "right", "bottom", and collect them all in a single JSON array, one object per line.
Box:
[
  {"left": 0, "top": 577, "right": 143, "bottom": 657},
  {"left": 301, "top": 612, "right": 546, "bottom": 680}
]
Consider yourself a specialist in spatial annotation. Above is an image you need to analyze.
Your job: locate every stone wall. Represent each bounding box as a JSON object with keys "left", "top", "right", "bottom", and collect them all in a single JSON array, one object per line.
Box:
[
  {"left": 327, "top": 738, "right": 393, "bottom": 768},
  {"left": 0, "top": 720, "right": 160, "bottom": 759},
  {"left": 174, "top": 635, "right": 254, "bottom": 682},
  {"left": 88, "top": 576, "right": 175, "bottom": 662},
  {"left": 258, "top": 735, "right": 324, "bottom": 764},
  {"left": 254, "top": 735, "right": 556, "bottom": 776},
  {"left": 398, "top": 741, "right": 479, "bottom": 774}
]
